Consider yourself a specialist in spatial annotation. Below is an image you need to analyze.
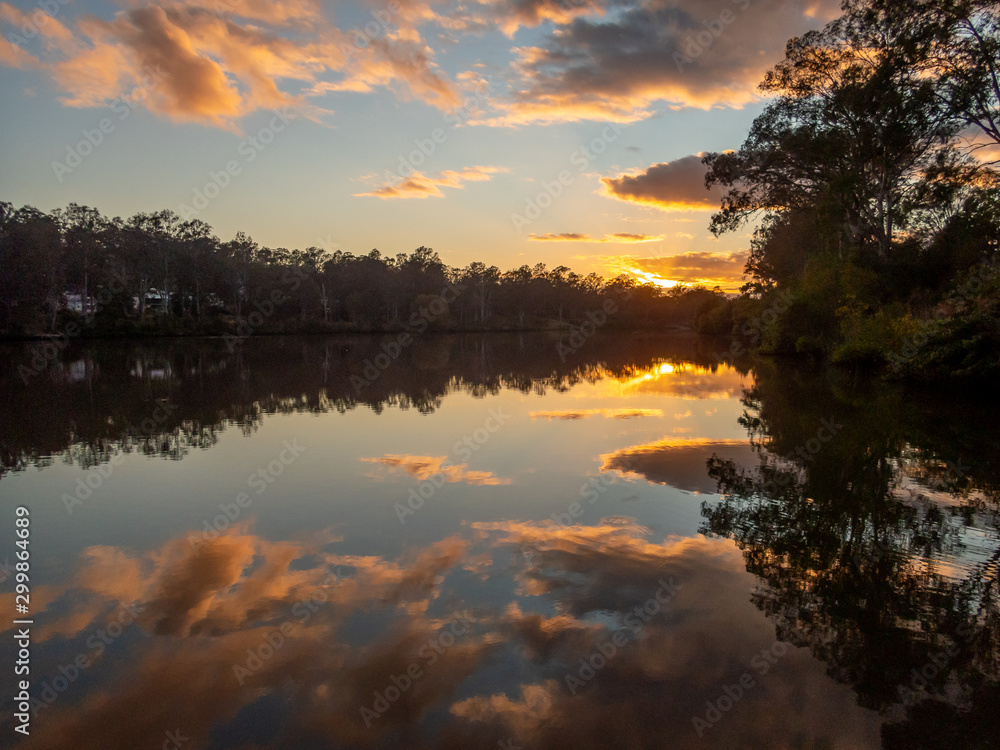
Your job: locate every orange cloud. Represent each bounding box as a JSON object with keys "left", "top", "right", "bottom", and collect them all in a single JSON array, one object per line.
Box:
[
  {"left": 0, "top": 34, "right": 38, "bottom": 68},
  {"left": 528, "top": 232, "right": 664, "bottom": 243},
  {"left": 6, "top": 527, "right": 499, "bottom": 750},
  {"left": 0, "top": 2, "right": 73, "bottom": 44},
  {"left": 469, "top": 90, "right": 652, "bottom": 127},
  {"left": 48, "top": 41, "right": 136, "bottom": 109},
  {"left": 355, "top": 166, "right": 506, "bottom": 199},
  {"left": 363, "top": 454, "right": 512, "bottom": 485},
  {"left": 311, "top": 30, "right": 461, "bottom": 111},
  {"left": 611, "top": 251, "right": 748, "bottom": 292},
  {"left": 486, "top": 0, "right": 605, "bottom": 37},
  {"left": 105, "top": 6, "right": 244, "bottom": 126},
  {"left": 607, "top": 361, "right": 748, "bottom": 399},
  {"left": 0, "top": 0, "right": 848, "bottom": 129},
  {"left": 0, "top": 0, "right": 464, "bottom": 128},
  {"left": 186, "top": 0, "right": 324, "bottom": 26},
  {"left": 6, "top": 519, "right": 886, "bottom": 750}
]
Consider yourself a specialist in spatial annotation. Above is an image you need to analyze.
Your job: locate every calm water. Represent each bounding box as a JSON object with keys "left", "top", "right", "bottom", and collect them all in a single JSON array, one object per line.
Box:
[{"left": 1, "top": 334, "right": 997, "bottom": 749}]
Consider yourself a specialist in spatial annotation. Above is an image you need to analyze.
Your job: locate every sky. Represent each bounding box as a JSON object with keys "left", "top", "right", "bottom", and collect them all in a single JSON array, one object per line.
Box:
[{"left": 0, "top": 0, "right": 844, "bottom": 290}]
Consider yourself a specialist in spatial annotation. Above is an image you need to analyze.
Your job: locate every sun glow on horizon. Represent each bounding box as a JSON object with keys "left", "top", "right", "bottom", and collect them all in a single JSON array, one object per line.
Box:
[{"left": 624, "top": 267, "right": 679, "bottom": 289}]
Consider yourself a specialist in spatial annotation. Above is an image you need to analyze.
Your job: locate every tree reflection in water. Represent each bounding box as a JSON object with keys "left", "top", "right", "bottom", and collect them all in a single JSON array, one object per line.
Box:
[
  {"left": 0, "top": 333, "right": 720, "bottom": 476},
  {"left": 701, "top": 359, "right": 999, "bottom": 748}
]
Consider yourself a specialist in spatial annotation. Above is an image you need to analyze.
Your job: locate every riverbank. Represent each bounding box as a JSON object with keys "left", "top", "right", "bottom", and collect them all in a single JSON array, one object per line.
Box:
[{"left": 0, "top": 317, "right": 697, "bottom": 342}]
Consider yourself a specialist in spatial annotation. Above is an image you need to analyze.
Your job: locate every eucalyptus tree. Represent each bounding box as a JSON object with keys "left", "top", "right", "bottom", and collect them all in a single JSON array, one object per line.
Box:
[
  {"left": 54, "top": 204, "right": 108, "bottom": 318},
  {"left": 869, "top": 0, "right": 1000, "bottom": 155},
  {"left": 462, "top": 261, "right": 500, "bottom": 326},
  {"left": 0, "top": 205, "right": 64, "bottom": 330},
  {"left": 704, "top": 1, "right": 965, "bottom": 264}
]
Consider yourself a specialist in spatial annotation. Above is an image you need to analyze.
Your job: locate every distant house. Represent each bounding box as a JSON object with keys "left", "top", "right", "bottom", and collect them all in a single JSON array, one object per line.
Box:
[
  {"left": 65, "top": 359, "right": 91, "bottom": 383},
  {"left": 128, "top": 290, "right": 225, "bottom": 314},
  {"left": 130, "top": 288, "right": 171, "bottom": 312},
  {"left": 145, "top": 288, "right": 170, "bottom": 309},
  {"left": 130, "top": 360, "right": 173, "bottom": 380},
  {"left": 61, "top": 292, "right": 97, "bottom": 314}
]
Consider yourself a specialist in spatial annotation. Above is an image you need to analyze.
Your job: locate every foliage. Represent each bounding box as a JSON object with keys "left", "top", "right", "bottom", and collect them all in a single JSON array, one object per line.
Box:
[
  {"left": 0, "top": 201, "right": 723, "bottom": 338},
  {"left": 703, "top": 0, "right": 1000, "bottom": 378},
  {"left": 701, "top": 357, "right": 1000, "bottom": 741}
]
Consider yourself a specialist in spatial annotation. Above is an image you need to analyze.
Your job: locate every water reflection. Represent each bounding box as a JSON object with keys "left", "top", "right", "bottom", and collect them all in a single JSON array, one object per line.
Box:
[
  {"left": 702, "top": 360, "right": 1000, "bottom": 747},
  {"left": 603, "top": 438, "right": 757, "bottom": 495},
  {"left": 0, "top": 335, "right": 997, "bottom": 748},
  {"left": 0, "top": 333, "right": 725, "bottom": 476},
  {"left": 8, "top": 523, "right": 883, "bottom": 750}
]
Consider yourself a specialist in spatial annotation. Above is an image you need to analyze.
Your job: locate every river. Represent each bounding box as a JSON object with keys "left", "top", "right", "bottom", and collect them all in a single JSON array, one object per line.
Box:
[{"left": 1, "top": 333, "right": 997, "bottom": 749}]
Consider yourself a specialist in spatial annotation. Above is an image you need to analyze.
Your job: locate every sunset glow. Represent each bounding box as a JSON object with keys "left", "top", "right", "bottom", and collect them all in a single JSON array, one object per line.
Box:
[
  {"left": 625, "top": 267, "right": 680, "bottom": 289},
  {"left": 0, "top": 0, "right": 846, "bottom": 284},
  {"left": 2, "top": 2, "right": 996, "bottom": 745}
]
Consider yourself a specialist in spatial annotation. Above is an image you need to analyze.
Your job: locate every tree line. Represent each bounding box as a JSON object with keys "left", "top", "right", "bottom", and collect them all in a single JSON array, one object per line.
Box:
[
  {"left": 701, "top": 0, "right": 1000, "bottom": 378},
  {"left": 0, "top": 334, "right": 704, "bottom": 475},
  {"left": 0, "top": 202, "right": 727, "bottom": 338}
]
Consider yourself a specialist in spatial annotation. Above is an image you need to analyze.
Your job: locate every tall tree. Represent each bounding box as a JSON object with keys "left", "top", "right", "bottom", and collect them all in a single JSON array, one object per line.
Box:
[
  {"left": 55, "top": 204, "right": 107, "bottom": 318},
  {"left": 462, "top": 262, "right": 500, "bottom": 326},
  {"left": 705, "top": 2, "right": 963, "bottom": 262},
  {"left": 882, "top": 0, "right": 1000, "bottom": 155}
]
